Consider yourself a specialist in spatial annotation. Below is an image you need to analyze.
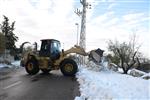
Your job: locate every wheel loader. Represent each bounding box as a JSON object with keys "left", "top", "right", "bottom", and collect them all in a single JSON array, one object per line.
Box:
[{"left": 21, "top": 39, "right": 104, "bottom": 76}]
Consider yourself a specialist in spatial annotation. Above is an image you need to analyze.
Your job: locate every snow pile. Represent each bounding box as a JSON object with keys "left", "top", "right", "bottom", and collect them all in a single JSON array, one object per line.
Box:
[
  {"left": 11, "top": 61, "right": 20, "bottom": 67},
  {"left": 0, "top": 61, "right": 20, "bottom": 69},
  {"left": 130, "top": 69, "right": 146, "bottom": 77},
  {"left": 142, "top": 73, "right": 150, "bottom": 80},
  {"left": 0, "top": 63, "right": 9, "bottom": 68},
  {"left": 85, "top": 59, "right": 109, "bottom": 72},
  {"left": 75, "top": 66, "right": 150, "bottom": 100},
  {"left": 142, "top": 73, "right": 150, "bottom": 78},
  {"left": 86, "top": 61, "right": 103, "bottom": 71}
]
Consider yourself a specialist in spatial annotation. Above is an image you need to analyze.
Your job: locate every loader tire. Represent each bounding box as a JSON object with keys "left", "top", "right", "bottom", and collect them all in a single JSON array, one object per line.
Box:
[
  {"left": 60, "top": 59, "right": 78, "bottom": 76},
  {"left": 41, "top": 69, "right": 51, "bottom": 74},
  {"left": 25, "top": 59, "right": 39, "bottom": 75}
]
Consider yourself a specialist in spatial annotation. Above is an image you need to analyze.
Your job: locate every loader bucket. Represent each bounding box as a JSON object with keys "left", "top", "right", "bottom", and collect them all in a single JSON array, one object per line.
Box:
[{"left": 89, "top": 48, "right": 104, "bottom": 64}]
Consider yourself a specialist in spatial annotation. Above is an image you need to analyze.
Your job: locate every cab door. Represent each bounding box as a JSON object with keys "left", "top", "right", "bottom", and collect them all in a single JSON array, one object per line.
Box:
[{"left": 50, "top": 41, "right": 61, "bottom": 60}]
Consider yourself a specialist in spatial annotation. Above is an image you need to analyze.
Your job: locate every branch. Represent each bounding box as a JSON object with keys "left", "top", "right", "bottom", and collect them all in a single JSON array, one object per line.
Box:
[
  {"left": 116, "top": 48, "right": 121, "bottom": 56},
  {"left": 117, "top": 48, "right": 124, "bottom": 61},
  {"left": 136, "top": 57, "right": 141, "bottom": 67},
  {"left": 116, "top": 63, "right": 121, "bottom": 68},
  {"left": 80, "top": 0, "right": 83, "bottom": 4},
  {"left": 125, "top": 51, "right": 137, "bottom": 70},
  {"left": 133, "top": 51, "right": 137, "bottom": 61}
]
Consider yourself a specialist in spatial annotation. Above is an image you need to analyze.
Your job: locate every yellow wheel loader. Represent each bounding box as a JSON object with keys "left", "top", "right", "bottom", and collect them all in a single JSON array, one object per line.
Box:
[{"left": 21, "top": 39, "right": 104, "bottom": 76}]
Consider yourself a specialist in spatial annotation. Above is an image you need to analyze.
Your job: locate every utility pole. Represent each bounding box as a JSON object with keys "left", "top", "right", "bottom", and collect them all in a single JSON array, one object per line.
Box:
[{"left": 75, "top": 0, "right": 91, "bottom": 65}]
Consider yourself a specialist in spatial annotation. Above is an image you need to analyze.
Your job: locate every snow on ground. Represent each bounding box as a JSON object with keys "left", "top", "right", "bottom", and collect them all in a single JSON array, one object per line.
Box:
[
  {"left": 11, "top": 61, "right": 20, "bottom": 67},
  {"left": 0, "top": 63, "right": 8, "bottom": 68},
  {"left": 75, "top": 66, "right": 150, "bottom": 100},
  {"left": 0, "top": 61, "right": 20, "bottom": 69}
]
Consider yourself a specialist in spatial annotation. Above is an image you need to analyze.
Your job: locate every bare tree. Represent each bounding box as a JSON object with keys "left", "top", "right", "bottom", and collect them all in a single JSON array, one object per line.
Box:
[{"left": 107, "top": 35, "right": 141, "bottom": 74}]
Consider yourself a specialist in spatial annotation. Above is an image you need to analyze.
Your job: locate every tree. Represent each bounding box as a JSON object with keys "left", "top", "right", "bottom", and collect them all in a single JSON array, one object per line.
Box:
[
  {"left": 107, "top": 36, "right": 141, "bottom": 74},
  {"left": 0, "top": 15, "right": 18, "bottom": 55},
  {"left": 0, "top": 32, "right": 5, "bottom": 54}
]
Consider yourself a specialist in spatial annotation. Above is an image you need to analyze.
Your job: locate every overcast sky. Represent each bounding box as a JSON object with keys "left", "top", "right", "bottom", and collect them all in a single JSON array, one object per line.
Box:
[{"left": 0, "top": 0, "right": 149, "bottom": 57}]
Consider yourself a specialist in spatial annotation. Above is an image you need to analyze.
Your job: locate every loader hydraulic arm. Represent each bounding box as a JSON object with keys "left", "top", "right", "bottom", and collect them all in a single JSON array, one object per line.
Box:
[
  {"left": 63, "top": 45, "right": 88, "bottom": 56},
  {"left": 63, "top": 45, "right": 104, "bottom": 64}
]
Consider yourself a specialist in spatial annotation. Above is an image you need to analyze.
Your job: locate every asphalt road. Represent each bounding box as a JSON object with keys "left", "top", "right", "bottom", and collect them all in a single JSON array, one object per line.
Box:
[{"left": 0, "top": 67, "right": 80, "bottom": 100}]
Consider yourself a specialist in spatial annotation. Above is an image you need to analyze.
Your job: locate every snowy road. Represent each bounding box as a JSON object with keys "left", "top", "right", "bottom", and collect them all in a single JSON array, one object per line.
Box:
[{"left": 0, "top": 67, "right": 79, "bottom": 100}]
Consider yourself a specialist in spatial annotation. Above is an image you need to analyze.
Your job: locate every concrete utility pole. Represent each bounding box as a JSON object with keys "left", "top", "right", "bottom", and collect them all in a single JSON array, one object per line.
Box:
[
  {"left": 79, "top": 0, "right": 86, "bottom": 50},
  {"left": 75, "top": 0, "right": 91, "bottom": 65}
]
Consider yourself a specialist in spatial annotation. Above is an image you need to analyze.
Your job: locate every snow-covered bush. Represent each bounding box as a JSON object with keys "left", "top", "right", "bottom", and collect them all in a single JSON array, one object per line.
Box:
[
  {"left": 129, "top": 69, "right": 146, "bottom": 77},
  {"left": 141, "top": 73, "right": 150, "bottom": 80}
]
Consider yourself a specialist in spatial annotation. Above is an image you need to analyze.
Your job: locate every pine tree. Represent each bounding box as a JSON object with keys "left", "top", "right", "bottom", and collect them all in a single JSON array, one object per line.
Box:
[
  {"left": 0, "top": 15, "right": 18, "bottom": 55},
  {"left": 0, "top": 32, "right": 5, "bottom": 54}
]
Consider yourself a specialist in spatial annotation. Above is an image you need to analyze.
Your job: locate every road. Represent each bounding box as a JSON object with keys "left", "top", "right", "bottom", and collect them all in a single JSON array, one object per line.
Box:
[{"left": 0, "top": 67, "right": 80, "bottom": 100}]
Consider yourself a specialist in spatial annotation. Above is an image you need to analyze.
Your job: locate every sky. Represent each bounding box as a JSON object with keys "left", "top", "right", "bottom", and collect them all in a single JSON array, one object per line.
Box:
[{"left": 0, "top": 0, "right": 149, "bottom": 57}]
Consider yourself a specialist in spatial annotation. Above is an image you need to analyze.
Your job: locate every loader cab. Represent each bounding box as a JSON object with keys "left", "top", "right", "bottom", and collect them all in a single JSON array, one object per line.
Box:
[{"left": 39, "top": 39, "right": 61, "bottom": 60}]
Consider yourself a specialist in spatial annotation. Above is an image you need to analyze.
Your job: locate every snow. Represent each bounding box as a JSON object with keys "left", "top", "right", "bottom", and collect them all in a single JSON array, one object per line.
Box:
[
  {"left": 130, "top": 69, "right": 147, "bottom": 75},
  {"left": 142, "top": 73, "right": 150, "bottom": 80},
  {"left": 0, "top": 63, "right": 8, "bottom": 68},
  {"left": 142, "top": 73, "right": 150, "bottom": 78},
  {"left": 0, "top": 61, "right": 20, "bottom": 69},
  {"left": 75, "top": 66, "right": 150, "bottom": 100},
  {"left": 0, "top": 59, "right": 149, "bottom": 100},
  {"left": 11, "top": 61, "right": 20, "bottom": 67}
]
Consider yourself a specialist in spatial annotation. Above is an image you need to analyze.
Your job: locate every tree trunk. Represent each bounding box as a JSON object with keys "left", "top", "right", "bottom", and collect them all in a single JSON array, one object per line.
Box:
[
  {"left": 137, "top": 57, "right": 141, "bottom": 68},
  {"left": 120, "top": 59, "right": 127, "bottom": 74},
  {"left": 123, "top": 70, "right": 128, "bottom": 74}
]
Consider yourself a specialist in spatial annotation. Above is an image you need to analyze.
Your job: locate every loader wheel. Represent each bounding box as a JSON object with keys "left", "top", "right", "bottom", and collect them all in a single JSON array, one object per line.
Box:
[
  {"left": 60, "top": 59, "right": 78, "bottom": 76},
  {"left": 41, "top": 69, "right": 51, "bottom": 74},
  {"left": 25, "top": 59, "right": 39, "bottom": 75}
]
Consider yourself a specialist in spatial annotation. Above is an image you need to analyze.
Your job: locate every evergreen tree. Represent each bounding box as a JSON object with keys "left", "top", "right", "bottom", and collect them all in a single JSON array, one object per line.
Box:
[
  {"left": 0, "top": 32, "right": 5, "bottom": 54},
  {"left": 0, "top": 15, "right": 18, "bottom": 55}
]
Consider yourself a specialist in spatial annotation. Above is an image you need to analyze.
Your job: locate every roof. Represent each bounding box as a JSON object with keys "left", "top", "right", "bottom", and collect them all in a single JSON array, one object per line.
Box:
[{"left": 40, "top": 39, "right": 60, "bottom": 42}]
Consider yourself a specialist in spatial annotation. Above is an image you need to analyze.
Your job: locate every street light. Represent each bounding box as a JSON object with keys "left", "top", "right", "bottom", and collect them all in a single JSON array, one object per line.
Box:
[{"left": 75, "top": 23, "right": 79, "bottom": 45}]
